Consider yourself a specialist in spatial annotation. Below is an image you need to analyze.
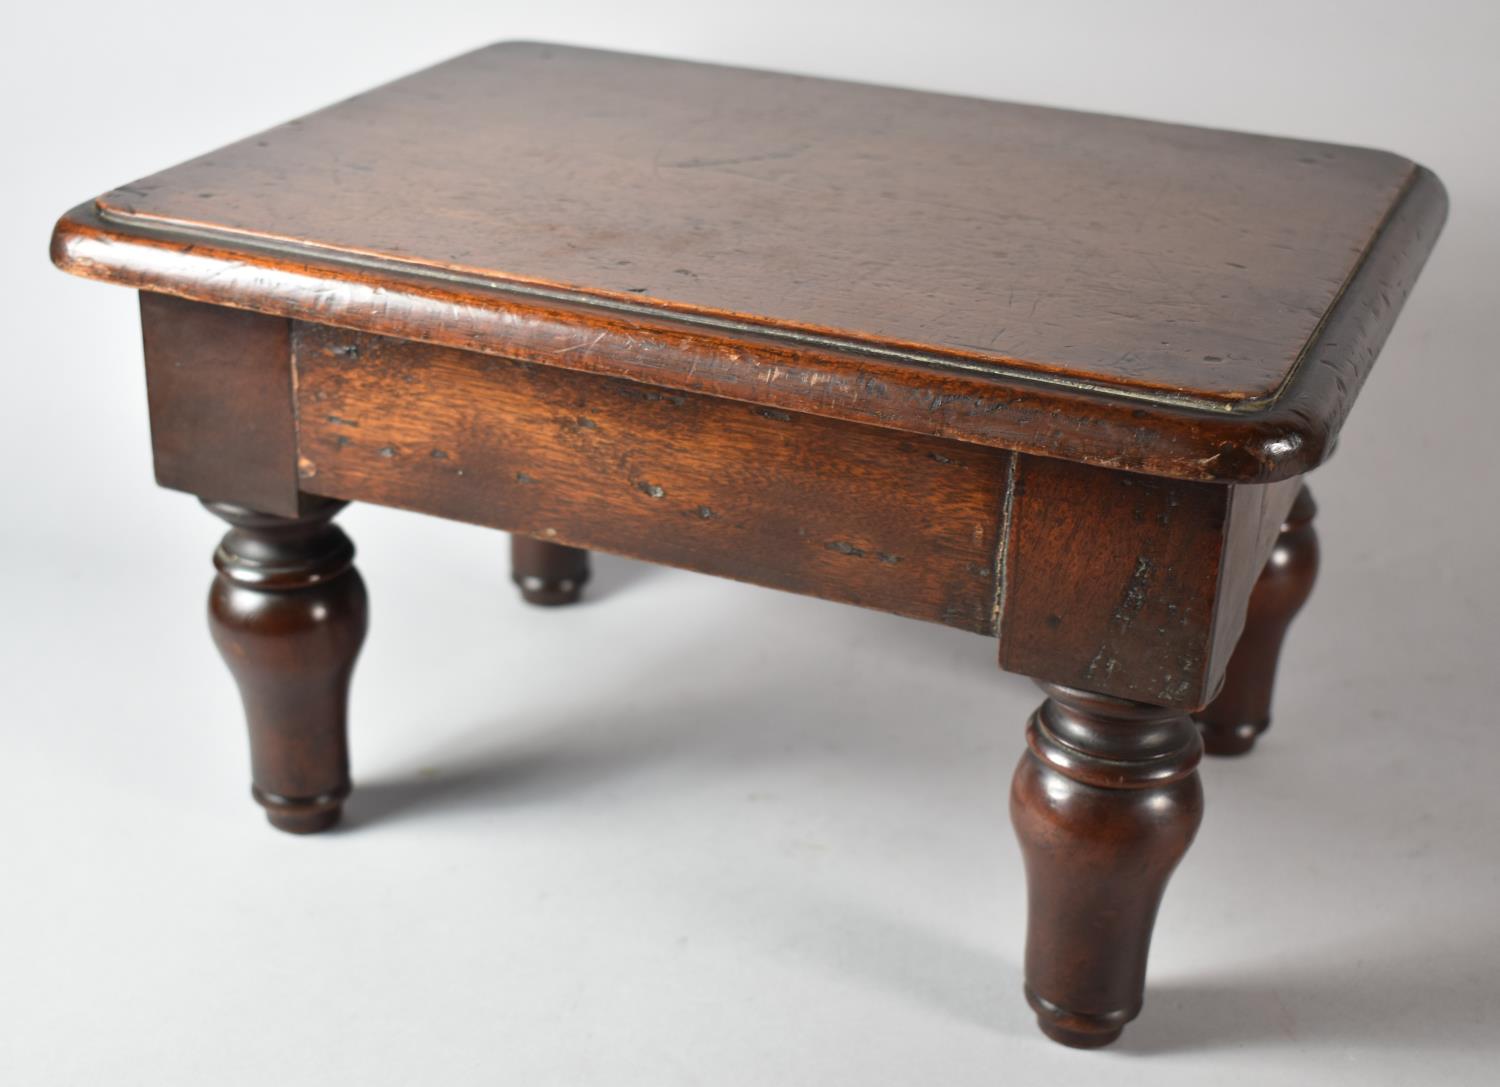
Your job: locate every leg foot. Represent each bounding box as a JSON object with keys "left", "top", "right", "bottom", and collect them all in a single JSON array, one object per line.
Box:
[
  {"left": 511, "top": 536, "right": 590, "bottom": 606},
  {"left": 1011, "top": 682, "right": 1204, "bottom": 1048},
  {"left": 1196, "top": 486, "right": 1319, "bottom": 755},
  {"left": 205, "top": 498, "right": 367, "bottom": 834}
]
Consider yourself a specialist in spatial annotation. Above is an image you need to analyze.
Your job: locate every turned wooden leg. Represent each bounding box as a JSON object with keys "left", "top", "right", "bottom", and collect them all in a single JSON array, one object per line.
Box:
[
  {"left": 1196, "top": 485, "right": 1320, "bottom": 755},
  {"left": 511, "top": 535, "right": 590, "bottom": 606},
  {"left": 205, "top": 498, "right": 368, "bottom": 834},
  {"left": 1011, "top": 682, "right": 1204, "bottom": 1048}
]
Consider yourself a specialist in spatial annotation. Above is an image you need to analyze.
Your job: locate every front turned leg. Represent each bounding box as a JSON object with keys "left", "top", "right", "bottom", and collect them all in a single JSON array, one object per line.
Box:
[
  {"left": 205, "top": 499, "right": 368, "bottom": 833},
  {"left": 510, "top": 535, "right": 590, "bottom": 606},
  {"left": 1011, "top": 683, "right": 1204, "bottom": 1048},
  {"left": 1196, "top": 485, "right": 1319, "bottom": 755}
]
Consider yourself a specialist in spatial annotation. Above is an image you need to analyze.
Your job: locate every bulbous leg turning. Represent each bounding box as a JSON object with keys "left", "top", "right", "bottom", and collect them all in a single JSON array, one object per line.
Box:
[
  {"left": 205, "top": 498, "right": 368, "bottom": 833},
  {"left": 511, "top": 535, "right": 590, "bottom": 606},
  {"left": 1011, "top": 682, "right": 1204, "bottom": 1048},
  {"left": 1196, "top": 485, "right": 1319, "bottom": 755}
]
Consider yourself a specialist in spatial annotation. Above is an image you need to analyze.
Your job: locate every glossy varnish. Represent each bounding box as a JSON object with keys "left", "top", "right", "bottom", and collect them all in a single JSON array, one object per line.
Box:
[
  {"left": 53, "top": 43, "right": 1447, "bottom": 482},
  {"left": 47, "top": 41, "right": 1447, "bottom": 1052}
]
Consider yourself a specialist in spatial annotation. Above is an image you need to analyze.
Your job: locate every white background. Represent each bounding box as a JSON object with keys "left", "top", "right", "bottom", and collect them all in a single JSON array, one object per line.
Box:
[{"left": 3, "top": 2, "right": 1498, "bottom": 1083}]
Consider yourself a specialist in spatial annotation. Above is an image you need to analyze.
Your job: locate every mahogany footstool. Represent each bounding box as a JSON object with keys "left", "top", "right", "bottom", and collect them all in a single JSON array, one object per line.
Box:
[{"left": 51, "top": 43, "right": 1445, "bottom": 1048}]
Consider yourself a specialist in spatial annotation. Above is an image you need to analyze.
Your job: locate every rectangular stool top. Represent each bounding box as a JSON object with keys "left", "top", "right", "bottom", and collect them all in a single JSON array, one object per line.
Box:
[{"left": 53, "top": 42, "right": 1445, "bottom": 482}]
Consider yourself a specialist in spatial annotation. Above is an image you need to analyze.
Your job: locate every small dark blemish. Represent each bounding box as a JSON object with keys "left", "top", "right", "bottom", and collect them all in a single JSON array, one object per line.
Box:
[
  {"left": 637, "top": 482, "right": 665, "bottom": 498},
  {"left": 516, "top": 472, "right": 536, "bottom": 484},
  {"left": 695, "top": 506, "right": 715, "bottom": 520},
  {"left": 326, "top": 414, "right": 360, "bottom": 428},
  {"left": 577, "top": 417, "right": 598, "bottom": 430},
  {"left": 758, "top": 408, "right": 792, "bottom": 422},
  {"left": 928, "top": 451, "right": 959, "bottom": 465},
  {"left": 332, "top": 343, "right": 360, "bottom": 359},
  {"left": 1225, "top": 262, "right": 1247, "bottom": 270},
  {"left": 825, "top": 541, "right": 865, "bottom": 558},
  {"left": 619, "top": 387, "right": 682, "bottom": 406},
  {"left": 430, "top": 449, "right": 449, "bottom": 460},
  {"left": 333, "top": 435, "right": 353, "bottom": 450},
  {"left": 625, "top": 287, "right": 650, "bottom": 293},
  {"left": 876, "top": 552, "right": 902, "bottom": 565},
  {"left": 1203, "top": 355, "right": 1224, "bottom": 362},
  {"left": 1046, "top": 614, "right": 1063, "bottom": 629}
]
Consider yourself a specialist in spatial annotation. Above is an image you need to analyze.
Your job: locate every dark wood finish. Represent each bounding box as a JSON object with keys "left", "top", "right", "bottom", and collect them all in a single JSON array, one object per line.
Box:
[
  {"left": 511, "top": 537, "right": 590, "bottom": 606},
  {"left": 51, "top": 44, "right": 1447, "bottom": 482},
  {"left": 1011, "top": 682, "right": 1204, "bottom": 1048},
  {"left": 1197, "top": 486, "right": 1320, "bottom": 754},
  {"left": 49, "top": 41, "right": 1448, "bottom": 1052},
  {"left": 293, "top": 325, "right": 1010, "bottom": 633},
  {"left": 140, "top": 293, "right": 300, "bottom": 516},
  {"left": 206, "top": 498, "right": 367, "bottom": 833},
  {"left": 93, "top": 41, "right": 1409, "bottom": 406},
  {"left": 997, "top": 457, "right": 1301, "bottom": 709}
]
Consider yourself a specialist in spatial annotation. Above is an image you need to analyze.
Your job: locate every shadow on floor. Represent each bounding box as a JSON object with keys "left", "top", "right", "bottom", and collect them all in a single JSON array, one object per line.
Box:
[
  {"left": 1118, "top": 910, "right": 1500, "bottom": 1055},
  {"left": 340, "top": 565, "right": 1500, "bottom": 1058}
]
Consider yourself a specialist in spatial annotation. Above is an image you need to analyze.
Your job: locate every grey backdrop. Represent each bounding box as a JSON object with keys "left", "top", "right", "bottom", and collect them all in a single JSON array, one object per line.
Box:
[{"left": 3, "top": 2, "right": 1497, "bottom": 1083}]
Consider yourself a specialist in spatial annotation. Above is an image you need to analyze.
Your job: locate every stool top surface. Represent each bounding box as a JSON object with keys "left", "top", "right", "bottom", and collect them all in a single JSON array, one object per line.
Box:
[{"left": 53, "top": 42, "right": 1445, "bottom": 482}]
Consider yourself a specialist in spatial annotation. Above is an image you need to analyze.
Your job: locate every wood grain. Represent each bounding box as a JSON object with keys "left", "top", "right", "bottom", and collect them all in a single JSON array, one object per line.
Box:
[
  {"left": 1012, "top": 683, "right": 1203, "bottom": 1047},
  {"left": 997, "top": 457, "right": 1299, "bottom": 709},
  {"left": 205, "top": 498, "right": 367, "bottom": 834},
  {"left": 140, "top": 293, "right": 299, "bottom": 515},
  {"left": 52, "top": 44, "right": 1449, "bottom": 482},
  {"left": 91, "top": 42, "right": 1414, "bottom": 405},
  {"left": 1196, "top": 486, "right": 1319, "bottom": 754},
  {"left": 292, "top": 324, "right": 1011, "bottom": 632},
  {"left": 44, "top": 40, "right": 1454, "bottom": 1052}
]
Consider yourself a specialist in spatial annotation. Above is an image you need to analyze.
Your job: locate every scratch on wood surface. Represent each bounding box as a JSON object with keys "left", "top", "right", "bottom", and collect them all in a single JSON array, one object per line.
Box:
[
  {"left": 1112, "top": 556, "right": 1154, "bottom": 627},
  {"left": 666, "top": 144, "right": 810, "bottom": 169},
  {"left": 990, "top": 451, "right": 1019, "bottom": 638},
  {"left": 547, "top": 330, "right": 606, "bottom": 356}
]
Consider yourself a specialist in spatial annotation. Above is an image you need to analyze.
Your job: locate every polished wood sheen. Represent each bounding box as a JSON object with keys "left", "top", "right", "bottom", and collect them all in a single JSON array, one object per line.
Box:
[
  {"left": 293, "top": 325, "right": 1011, "bottom": 633},
  {"left": 49, "top": 41, "right": 1446, "bottom": 1051},
  {"left": 141, "top": 293, "right": 299, "bottom": 516},
  {"left": 206, "top": 498, "right": 367, "bottom": 833},
  {"left": 997, "top": 457, "right": 1303, "bottom": 708},
  {"left": 1196, "top": 486, "right": 1320, "bottom": 754},
  {"left": 51, "top": 43, "right": 1447, "bottom": 482},
  {"left": 90, "top": 42, "right": 1411, "bottom": 406},
  {"left": 1011, "top": 683, "right": 1204, "bottom": 1047}
]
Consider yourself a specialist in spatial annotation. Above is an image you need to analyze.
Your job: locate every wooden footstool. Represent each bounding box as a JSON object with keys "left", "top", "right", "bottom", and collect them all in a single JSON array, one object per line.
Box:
[{"left": 51, "top": 43, "right": 1445, "bottom": 1048}]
